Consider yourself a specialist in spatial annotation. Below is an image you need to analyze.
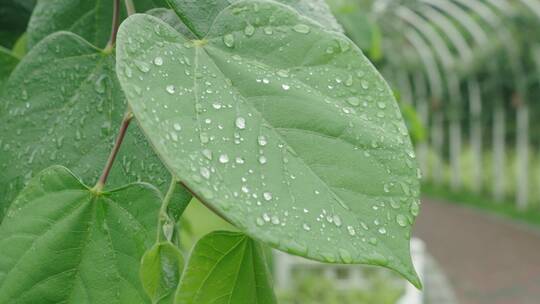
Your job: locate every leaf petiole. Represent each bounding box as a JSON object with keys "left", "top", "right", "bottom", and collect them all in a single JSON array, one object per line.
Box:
[
  {"left": 124, "top": 0, "right": 136, "bottom": 16},
  {"left": 157, "top": 177, "right": 177, "bottom": 242},
  {"left": 104, "top": 0, "right": 121, "bottom": 52},
  {"left": 92, "top": 110, "right": 133, "bottom": 193}
]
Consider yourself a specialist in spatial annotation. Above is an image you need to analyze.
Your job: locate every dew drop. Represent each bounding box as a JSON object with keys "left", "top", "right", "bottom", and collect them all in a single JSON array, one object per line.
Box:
[
  {"left": 170, "top": 132, "right": 178, "bottom": 142},
  {"left": 154, "top": 56, "right": 163, "bottom": 66},
  {"left": 302, "top": 223, "right": 311, "bottom": 231},
  {"left": 200, "top": 167, "right": 210, "bottom": 179},
  {"left": 223, "top": 34, "right": 235, "bottom": 47},
  {"left": 361, "top": 222, "right": 369, "bottom": 230},
  {"left": 166, "top": 85, "right": 176, "bottom": 94},
  {"left": 361, "top": 80, "right": 369, "bottom": 89},
  {"left": 259, "top": 155, "right": 267, "bottom": 164},
  {"left": 202, "top": 149, "right": 213, "bottom": 160},
  {"left": 263, "top": 192, "right": 273, "bottom": 201},
  {"left": 410, "top": 200, "right": 420, "bottom": 216},
  {"left": 390, "top": 199, "right": 400, "bottom": 209},
  {"left": 244, "top": 24, "right": 255, "bottom": 36},
  {"left": 277, "top": 69, "right": 289, "bottom": 78},
  {"left": 219, "top": 154, "right": 229, "bottom": 164},
  {"left": 333, "top": 215, "right": 342, "bottom": 227},
  {"left": 173, "top": 123, "right": 182, "bottom": 131},
  {"left": 347, "top": 225, "right": 356, "bottom": 236},
  {"left": 134, "top": 60, "right": 150, "bottom": 73},
  {"left": 293, "top": 24, "right": 310, "bottom": 34},
  {"left": 396, "top": 214, "right": 408, "bottom": 227},
  {"left": 235, "top": 117, "right": 246, "bottom": 129},
  {"left": 347, "top": 96, "right": 360, "bottom": 106},
  {"left": 339, "top": 249, "right": 352, "bottom": 263},
  {"left": 200, "top": 133, "right": 209, "bottom": 144},
  {"left": 257, "top": 135, "right": 268, "bottom": 146}
]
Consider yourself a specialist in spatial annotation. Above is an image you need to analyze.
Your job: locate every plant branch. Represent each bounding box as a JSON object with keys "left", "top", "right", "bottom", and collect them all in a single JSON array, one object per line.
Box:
[
  {"left": 105, "top": 0, "right": 121, "bottom": 51},
  {"left": 124, "top": 0, "right": 136, "bottom": 16},
  {"left": 93, "top": 110, "right": 133, "bottom": 192}
]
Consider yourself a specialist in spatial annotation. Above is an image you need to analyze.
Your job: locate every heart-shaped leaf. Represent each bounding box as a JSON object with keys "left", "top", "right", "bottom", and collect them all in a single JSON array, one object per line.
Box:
[
  {"left": 140, "top": 242, "right": 185, "bottom": 304},
  {"left": 175, "top": 231, "right": 276, "bottom": 304},
  {"left": 0, "top": 46, "right": 18, "bottom": 89},
  {"left": 116, "top": 0, "right": 421, "bottom": 286},
  {"left": 26, "top": 0, "right": 168, "bottom": 49},
  {"left": 0, "top": 166, "right": 161, "bottom": 303},
  {"left": 0, "top": 31, "right": 173, "bottom": 221},
  {"left": 166, "top": 0, "right": 342, "bottom": 38}
]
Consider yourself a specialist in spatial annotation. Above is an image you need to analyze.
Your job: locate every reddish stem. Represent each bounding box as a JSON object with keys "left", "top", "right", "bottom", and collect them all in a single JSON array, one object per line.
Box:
[{"left": 93, "top": 111, "right": 133, "bottom": 192}]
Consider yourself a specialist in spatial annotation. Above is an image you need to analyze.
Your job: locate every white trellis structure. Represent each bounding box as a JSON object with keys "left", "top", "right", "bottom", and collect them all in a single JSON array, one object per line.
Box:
[{"left": 360, "top": 0, "right": 540, "bottom": 210}]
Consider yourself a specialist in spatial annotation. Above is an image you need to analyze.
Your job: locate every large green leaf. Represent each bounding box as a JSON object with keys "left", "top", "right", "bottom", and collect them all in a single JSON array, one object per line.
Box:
[
  {"left": 0, "top": 166, "right": 161, "bottom": 303},
  {"left": 140, "top": 242, "right": 185, "bottom": 304},
  {"left": 116, "top": 0, "right": 421, "bottom": 286},
  {"left": 175, "top": 231, "right": 276, "bottom": 304},
  {"left": 26, "top": 0, "right": 167, "bottom": 49},
  {"left": 0, "top": 46, "right": 19, "bottom": 89},
  {"left": 166, "top": 0, "right": 342, "bottom": 37},
  {"left": 0, "top": 31, "right": 172, "bottom": 221}
]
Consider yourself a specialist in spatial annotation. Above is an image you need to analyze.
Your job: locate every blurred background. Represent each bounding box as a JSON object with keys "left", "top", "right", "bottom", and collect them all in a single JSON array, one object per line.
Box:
[
  {"left": 3, "top": 0, "right": 540, "bottom": 303},
  {"left": 283, "top": 0, "right": 540, "bottom": 303}
]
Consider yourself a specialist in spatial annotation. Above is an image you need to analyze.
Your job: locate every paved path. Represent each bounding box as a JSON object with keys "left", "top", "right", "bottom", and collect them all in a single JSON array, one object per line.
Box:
[{"left": 413, "top": 199, "right": 540, "bottom": 304}]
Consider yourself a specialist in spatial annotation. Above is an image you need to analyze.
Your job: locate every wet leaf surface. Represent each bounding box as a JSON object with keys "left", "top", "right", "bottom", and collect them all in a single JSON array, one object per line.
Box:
[
  {"left": 0, "top": 32, "right": 171, "bottom": 221},
  {"left": 0, "top": 166, "right": 161, "bottom": 303},
  {"left": 116, "top": 0, "right": 421, "bottom": 286}
]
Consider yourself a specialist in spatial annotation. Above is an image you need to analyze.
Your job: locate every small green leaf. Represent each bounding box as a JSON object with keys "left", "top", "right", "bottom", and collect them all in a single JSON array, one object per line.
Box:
[
  {"left": 0, "top": 46, "right": 18, "bottom": 89},
  {"left": 141, "top": 242, "right": 185, "bottom": 304},
  {"left": 0, "top": 32, "right": 170, "bottom": 222},
  {"left": 175, "top": 231, "right": 276, "bottom": 304},
  {"left": 166, "top": 0, "right": 341, "bottom": 38},
  {"left": 0, "top": 166, "right": 161, "bottom": 303},
  {"left": 116, "top": 1, "right": 421, "bottom": 287},
  {"left": 26, "top": 0, "right": 168, "bottom": 49}
]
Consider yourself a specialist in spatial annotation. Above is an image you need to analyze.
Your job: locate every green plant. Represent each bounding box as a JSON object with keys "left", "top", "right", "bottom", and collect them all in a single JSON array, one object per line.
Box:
[{"left": 0, "top": 0, "right": 421, "bottom": 303}]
